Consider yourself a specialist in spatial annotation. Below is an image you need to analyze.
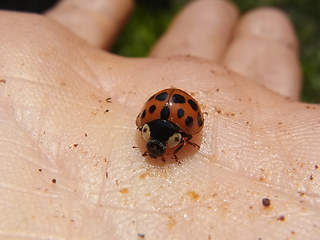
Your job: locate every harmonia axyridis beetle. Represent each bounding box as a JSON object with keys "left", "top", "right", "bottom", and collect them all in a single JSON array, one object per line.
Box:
[{"left": 136, "top": 88, "right": 204, "bottom": 162}]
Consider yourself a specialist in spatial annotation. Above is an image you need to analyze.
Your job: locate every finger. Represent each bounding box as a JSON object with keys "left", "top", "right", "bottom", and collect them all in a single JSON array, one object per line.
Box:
[
  {"left": 45, "top": 0, "right": 133, "bottom": 49},
  {"left": 223, "top": 8, "right": 301, "bottom": 100},
  {"left": 149, "top": 0, "right": 239, "bottom": 61}
]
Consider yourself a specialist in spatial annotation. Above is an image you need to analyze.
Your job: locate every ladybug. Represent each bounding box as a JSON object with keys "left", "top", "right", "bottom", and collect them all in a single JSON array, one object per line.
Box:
[{"left": 136, "top": 88, "right": 204, "bottom": 161}]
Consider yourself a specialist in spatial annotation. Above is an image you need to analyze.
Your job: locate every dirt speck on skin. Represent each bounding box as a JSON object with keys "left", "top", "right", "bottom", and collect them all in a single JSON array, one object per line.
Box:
[
  {"left": 168, "top": 216, "right": 177, "bottom": 228},
  {"left": 137, "top": 233, "right": 145, "bottom": 238},
  {"left": 91, "top": 110, "right": 98, "bottom": 115},
  {"left": 84, "top": 133, "right": 88, "bottom": 137},
  {"left": 315, "top": 165, "right": 319, "bottom": 170},
  {"left": 52, "top": 179, "right": 56, "bottom": 184},
  {"left": 139, "top": 172, "right": 148, "bottom": 179},
  {"left": 119, "top": 188, "right": 128, "bottom": 194},
  {"left": 187, "top": 191, "right": 200, "bottom": 201},
  {"left": 38, "top": 169, "right": 42, "bottom": 172},
  {"left": 0, "top": 79, "right": 6, "bottom": 83},
  {"left": 106, "top": 97, "right": 112, "bottom": 103},
  {"left": 306, "top": 105, "right": 316, "bottom": 110},
  {"left": 277, "top": 215, "right": 286, "bottom": 221},
  {"left": 73, "top": 144, "right": 78, "bottom": 147},
  {"left": 262, "top": 198, "right": 271, "bottom": 207},
  {"left": 213, "top": 107, "right": 236, "bottom": 117}
]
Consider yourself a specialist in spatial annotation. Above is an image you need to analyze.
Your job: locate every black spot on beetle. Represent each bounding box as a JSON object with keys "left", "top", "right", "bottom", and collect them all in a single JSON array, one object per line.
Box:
[
  {"left": 172, "top": 94, "right": 185, "bottom": 103},
  {"left": 149, "top": 105, "right": 156, "bottom": 114},
  {"left": 185, "top": 116, "right": 193, "bottom": 127},
  {"left": 161, "top": 106, "right": 170, "bottom": 120},
  {"left": 177, "top": 108, "right": 184, "bottom": 118},
  {"left": 197, "top": 112, "right": 203, "bottom": 127},
  {"left": 188, "top": 99, "right": 198, "bottom": 111},
  {"left": 155, "top": 92, "right": 168, "bottom": 101},
  {"left": 141, "top": 110, "right": 146, "bottom": 119}
]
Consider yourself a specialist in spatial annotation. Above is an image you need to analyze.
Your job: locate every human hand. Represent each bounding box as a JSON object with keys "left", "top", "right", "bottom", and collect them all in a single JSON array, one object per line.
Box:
[{"left": 0, "top": 0, "right": 319, "bottom": 239}]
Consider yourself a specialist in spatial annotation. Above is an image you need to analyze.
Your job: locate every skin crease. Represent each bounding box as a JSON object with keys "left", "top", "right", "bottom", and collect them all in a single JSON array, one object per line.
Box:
[{"left": 0, "top": 0, "right": 319, "bottom": 239}]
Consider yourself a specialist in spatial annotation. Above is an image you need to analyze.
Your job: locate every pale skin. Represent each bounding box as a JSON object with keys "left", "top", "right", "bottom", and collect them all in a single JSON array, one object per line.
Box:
[{"left": 0, "top": 0, "right": 319, "bottom": 239}]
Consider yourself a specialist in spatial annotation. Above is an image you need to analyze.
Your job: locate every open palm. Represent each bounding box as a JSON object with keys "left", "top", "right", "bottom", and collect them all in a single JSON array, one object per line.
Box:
[{"left": 0, "top": 0, "right": 319, "bottom": 239}]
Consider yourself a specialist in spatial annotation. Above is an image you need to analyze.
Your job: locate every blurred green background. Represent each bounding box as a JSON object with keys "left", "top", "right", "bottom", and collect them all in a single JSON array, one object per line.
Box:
[{"left": 0, "top": 0, "right": 319, "bottom": 102}]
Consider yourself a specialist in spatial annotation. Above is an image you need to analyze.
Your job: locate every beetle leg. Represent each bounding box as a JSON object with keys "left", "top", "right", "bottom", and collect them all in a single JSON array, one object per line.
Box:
[
  {"left": 143, "top": 150, "right": 167, "bottom": 163},
  {"left": 185, "top": 135, "right": 200, "bottom": 148},
  {"left": 173, "top": 137, "right": 185, "bottom": 161},
  {"left": 173, "top": 135, "right": 200, "bottom": 163}
]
